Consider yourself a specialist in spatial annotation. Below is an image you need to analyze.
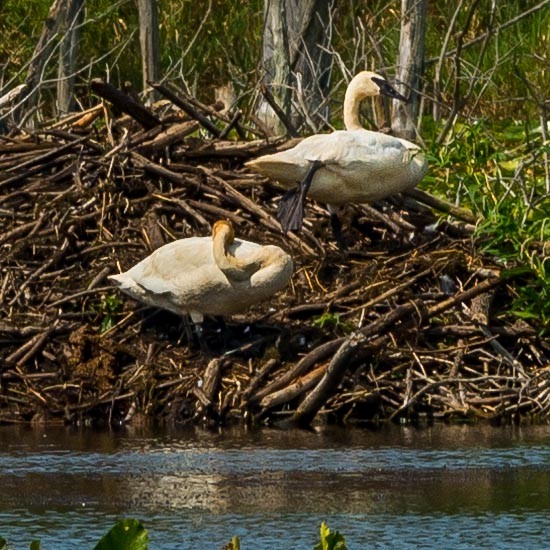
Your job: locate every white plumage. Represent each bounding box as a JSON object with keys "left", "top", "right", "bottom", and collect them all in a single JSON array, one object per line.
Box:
[
  {"left": 109, "top": 220, "right": 293, "bottom": 323},
  {"left": 248, "top": 129, "right": 426, "bottom": 205},
  {"left": 246, "top": 71, "right": 428, "bottom": 235}
]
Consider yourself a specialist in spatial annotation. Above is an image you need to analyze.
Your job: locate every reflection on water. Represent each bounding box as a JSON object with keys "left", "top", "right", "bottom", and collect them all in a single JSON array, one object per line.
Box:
[{"left": 0, "top": 424, "right": 548, "bottom": 549}]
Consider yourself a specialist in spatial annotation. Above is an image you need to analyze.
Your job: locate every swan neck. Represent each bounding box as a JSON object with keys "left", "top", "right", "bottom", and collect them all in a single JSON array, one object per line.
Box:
[
  {"left": 213, "top": 230, "right": 257, "bottom": 281},
  {"left": 343, "top": 86, "right": 364, "bottom": 131}
]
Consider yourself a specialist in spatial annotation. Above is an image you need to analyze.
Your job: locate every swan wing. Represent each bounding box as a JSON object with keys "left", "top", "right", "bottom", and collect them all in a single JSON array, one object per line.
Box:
[
  {"left": 122, "top": 237, "right": 215, "bottom": 295},
  {"left": 247, "top": 130, "right": 424, "bottom": 186}
]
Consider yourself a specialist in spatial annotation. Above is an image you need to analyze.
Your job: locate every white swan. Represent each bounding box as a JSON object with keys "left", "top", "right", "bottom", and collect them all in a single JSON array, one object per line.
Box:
[
  {"left": 246, "top": 71, "right": 428, "bottom": 244},
  {"left": 109, "top": 220, "right": 293, "bottom": 324}
]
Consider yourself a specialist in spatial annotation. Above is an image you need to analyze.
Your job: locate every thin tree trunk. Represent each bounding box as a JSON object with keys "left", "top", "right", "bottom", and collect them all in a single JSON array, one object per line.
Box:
[
  {"left": 16, "top": 0, "right": 68, "bottom": 124},
  {"left": 392, "top": 0, "right": 427, "bottom": 140},
  {"left": 137, "top": 0, "right": 160, "bottom": 104},
  {"left": 259, "top": 0, "right": 334, "bottom": 135},
  {"left": 57, "top": 0, "right": 85, "bottom": 115}
]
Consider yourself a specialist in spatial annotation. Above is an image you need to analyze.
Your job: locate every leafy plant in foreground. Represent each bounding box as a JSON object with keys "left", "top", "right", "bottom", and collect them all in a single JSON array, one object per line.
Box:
[
  {"left": 0, "top": 536, "right": 40, "bottom": 550},
  {"left": 93, "top": 519, "right": 149, "bottom": 550},
  {"left": 314, "top": 521, "right": 348, "bottom": 550}
]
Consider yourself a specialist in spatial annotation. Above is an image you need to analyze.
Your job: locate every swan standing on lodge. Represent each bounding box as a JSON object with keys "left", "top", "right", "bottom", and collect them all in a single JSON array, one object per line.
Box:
[
  {"left": 246, "top": 71, "right": 428, "bottom": 246},
  {"left": 109, "top": 220, "right": 293, "bottom": 325}
]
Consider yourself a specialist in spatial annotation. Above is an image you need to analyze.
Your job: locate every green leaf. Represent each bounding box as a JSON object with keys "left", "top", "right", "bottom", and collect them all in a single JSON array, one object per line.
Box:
[
  {"left": 29, "top": 542, "right": 41, "bottom": 550},
  {"left": 93, "top": 519, "right": 149, "bottom": 550},
  {"left": 314, "top": 522, "right": 347, "bottom": 550},
  {"left": 0, "top": 535, "right": 7, "bottom": 550}
]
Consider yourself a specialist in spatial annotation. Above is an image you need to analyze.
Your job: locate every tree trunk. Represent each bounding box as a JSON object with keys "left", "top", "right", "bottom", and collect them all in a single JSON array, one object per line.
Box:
[
  {"left": 57, "top": 0, "right": 85, "bottom": 115},
  {"left": 392, "top": 0, "right": 427, "bottom": 140},
  {"left": 17, "top": 0, "right": 68, "bottom": 124},
  {"left": 137, "top": 0, "right": 160, "bottom": 104},
  {"left": 259, "top": 0, "right": 334, "bottom": 135}
]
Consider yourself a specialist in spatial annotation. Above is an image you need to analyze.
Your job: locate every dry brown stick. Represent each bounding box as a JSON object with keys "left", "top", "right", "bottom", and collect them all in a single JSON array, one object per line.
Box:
[
  {"left": 358, "top": 203, "right": 407, "bottom": 234},
  {"left": 9, "top": 238, "right": 70, "bottom": 306},
  {"left": 46, "top": 285, "right": 112, "bottom": 310},
  {"left": 0, "top": 212, "right": 47, "bottom": 246},
  {"left": 241, "top": 358, "right": 280, "bottom": 403},
  {"left": 1, "top": 371, "right": 59, "bottom": 380},
  {"left": 193, "top": 358, "right": 224, "bottom": 420},
  {"left": 258, "top": 364, "right": 327, "bottom": 413},
  {"left": 253, "top": 277, "right": 502, "bottom": 405},
  {"left": 187, "top": 199, "right": 246, "bottom": 226},
  {"left": 153, "top": 193, "right": 211, "bottom": 229},
  {"left": 41, "top": 129, "right": 105, "bottom": 154},
  {"left": 44, "top": 104, "right": 104, "bottom": 130},
  {"left": 249, "top": 338, "right": 344, "bottom": 403},
  {"left": 340, "top": 268, "right": 432, "bottom": 318},
  {"left": 178, "top": 88, "right": 262, "bottom": 138},
  {"left": 219, "top": 110, "right": 243, "bottom": 140},
  {"left": 178, "top": 137, "right": 292, "bottom": 159},
  {"left": 90, "top": 79, "right": 161, "bottom": 130},
  {"left": 291, "top": 332, "right": 367, "bottom": 426},
  {"left": 136, "top": 120, "right": 200, "bottom": 155},
  {"left": 149, "top": 81, "right": 221, "bottom": 137},
  {"left": 406, "top": 188, "right": 478, "bottom": 224},
  {"left": 388, "top": 374, "right": 527, "bottom": 420},
  {"left": 260, "top": 83, "right": 298, "bottom": 137},
  {"left": 0, "top": 136, "right": 89, "bottom": 190},
  {"left": 4, "top": 326, "right": 55, "bottom": 367}
]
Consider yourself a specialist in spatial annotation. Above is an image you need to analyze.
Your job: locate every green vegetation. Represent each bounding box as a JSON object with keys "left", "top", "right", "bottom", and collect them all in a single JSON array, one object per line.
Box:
[
  {"left": 93, "top": 519, "right": 148, "bottom": 550},
  {"left": 0, "top": 1, "right": 548, "bottom": 329},
  {"left": 0, "top": 519, "right": 347, "bottom": 549},
  {"left": 314, "top": 522, "right": 348, "bottom": 550},
  {"left": 93, "top": 293, "right": 124, "bottom": 333},
  {"left": 0, "top": 536, "right": 40, "bottom": 550}
]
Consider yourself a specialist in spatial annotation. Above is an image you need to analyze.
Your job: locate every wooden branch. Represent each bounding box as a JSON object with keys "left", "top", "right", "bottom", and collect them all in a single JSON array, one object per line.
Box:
[
  {"left": 291, "top": 332, "right": 366, "bottom": 426},
  {"left": 260, "top": 83, "right": 298, "bottom": 137},
  {"left": 405, "top": 188, "right": 478, "bottom": 224},
  {"left": 149, "top": 81, "right": 221, "bottom": 137},
  {"left": 90, "top": 79, "right": 161, "bottom": 129}
]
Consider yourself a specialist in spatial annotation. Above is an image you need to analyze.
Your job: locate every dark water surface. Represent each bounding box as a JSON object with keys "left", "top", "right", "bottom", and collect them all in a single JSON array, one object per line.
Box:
[{"left": 0, "top": 423, "right": 548, "bottom": 549}]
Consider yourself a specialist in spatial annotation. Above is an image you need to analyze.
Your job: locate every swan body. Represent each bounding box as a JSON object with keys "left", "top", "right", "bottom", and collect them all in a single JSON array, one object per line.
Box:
[
  {"left": 247, "top": 129, "right": 426, "bottom": 205},
  {"left": 109, "top": 220, "right": 293, "bottom": 323},
  {"left": 245, "top": 71, "right": 428, "bottom": 235}
]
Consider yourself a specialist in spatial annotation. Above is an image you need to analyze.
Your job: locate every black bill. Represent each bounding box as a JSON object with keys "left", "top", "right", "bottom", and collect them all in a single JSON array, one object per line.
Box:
[{"left": 371, "top": 76, "right": 409, "bottom": 102}]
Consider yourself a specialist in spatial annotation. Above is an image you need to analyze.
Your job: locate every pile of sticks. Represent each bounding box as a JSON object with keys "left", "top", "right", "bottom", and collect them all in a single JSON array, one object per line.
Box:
[{"left": 1, "top": 80, "right": 548, "bottom": 427}]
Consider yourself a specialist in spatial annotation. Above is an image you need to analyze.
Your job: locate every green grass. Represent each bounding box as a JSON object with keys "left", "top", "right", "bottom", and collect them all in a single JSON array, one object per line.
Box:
[{"left": 424, "top": 118, "right": 550, "bottom": 331}]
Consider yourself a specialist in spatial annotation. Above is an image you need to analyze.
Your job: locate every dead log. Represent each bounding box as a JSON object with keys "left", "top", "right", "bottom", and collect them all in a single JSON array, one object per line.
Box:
[
  {"left": 291, "top": 332, "right": 366, "bottom": 426},
  {"left": 149, "top": 81, "right": 221, "bottom": 137}
]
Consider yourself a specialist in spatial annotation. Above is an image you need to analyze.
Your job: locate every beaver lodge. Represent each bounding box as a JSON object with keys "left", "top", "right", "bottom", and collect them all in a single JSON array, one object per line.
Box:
[{"left": 1, "top": 80, "right": 548, "bottom": 428}]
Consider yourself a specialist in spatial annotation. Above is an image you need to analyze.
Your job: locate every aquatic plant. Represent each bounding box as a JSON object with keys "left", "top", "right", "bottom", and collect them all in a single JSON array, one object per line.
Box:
[{"left": 93, "top": 519, "right": 149, "bottom": 550}]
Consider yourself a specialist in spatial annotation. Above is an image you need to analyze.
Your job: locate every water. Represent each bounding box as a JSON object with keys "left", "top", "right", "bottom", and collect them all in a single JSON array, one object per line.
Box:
[{"left": 0, "top": 423, "right": 548, "bottom": 549}]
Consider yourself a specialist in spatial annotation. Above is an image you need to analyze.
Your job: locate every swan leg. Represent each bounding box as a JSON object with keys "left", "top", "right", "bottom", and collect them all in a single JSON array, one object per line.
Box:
[
  {"left": 327, "top": 204, "right": 346, "bottom": 251},
  {"left": 330, "top": 212, "right": 346, "bottom": 251},
  {"left": 277, "top": 160, "right": 323, "bottom": 233}
]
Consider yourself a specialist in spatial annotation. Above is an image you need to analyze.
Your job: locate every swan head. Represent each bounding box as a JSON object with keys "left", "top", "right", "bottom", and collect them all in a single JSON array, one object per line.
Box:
[
  {"left": 212, "top": 219, "right": 235, "bottom": 244},
  {"left": 347, "top": 71, "right": 408, "bottom": 103}
]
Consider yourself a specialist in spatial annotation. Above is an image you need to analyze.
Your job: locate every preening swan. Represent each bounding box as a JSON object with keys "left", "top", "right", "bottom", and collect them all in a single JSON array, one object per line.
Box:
[
  {"left": 246, "top": 71, "right": 428, "bottom": 244},
  {"left": 109, "top": 220, "right": 293, "bottom": 324}
]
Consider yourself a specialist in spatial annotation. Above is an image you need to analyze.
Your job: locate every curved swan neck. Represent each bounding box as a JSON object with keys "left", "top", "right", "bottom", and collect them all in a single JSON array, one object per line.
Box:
[
  {"left": 212, "top": 221, "right": 258, "bottom": 281},
  {"left": 343, "top": 71, "right": 383, "bottom": 131},
  {"left": 343, "top": 90, "right": 364, "bottom": 131}
]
